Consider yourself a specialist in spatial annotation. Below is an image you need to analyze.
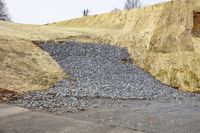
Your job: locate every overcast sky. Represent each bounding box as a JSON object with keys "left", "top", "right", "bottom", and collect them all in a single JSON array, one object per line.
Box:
[{"left": 5, "top": 0, "right": 169, "bottom": 24}]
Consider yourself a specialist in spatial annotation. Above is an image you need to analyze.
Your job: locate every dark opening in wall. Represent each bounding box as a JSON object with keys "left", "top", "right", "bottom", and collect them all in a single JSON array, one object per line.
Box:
[{"left": 192, "top": 11, "right": 200, "bottom": 37}]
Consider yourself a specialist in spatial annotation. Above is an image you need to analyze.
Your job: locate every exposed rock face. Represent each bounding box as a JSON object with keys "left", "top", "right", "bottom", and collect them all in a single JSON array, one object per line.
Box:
[{"left": 53, "top": 0, "right": 200, "bottom": 92}]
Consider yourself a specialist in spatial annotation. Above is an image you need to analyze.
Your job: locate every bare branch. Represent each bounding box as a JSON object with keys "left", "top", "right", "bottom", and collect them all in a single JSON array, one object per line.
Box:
[{"left": 124, "top": 0, "right": 142, "bottom": 10}]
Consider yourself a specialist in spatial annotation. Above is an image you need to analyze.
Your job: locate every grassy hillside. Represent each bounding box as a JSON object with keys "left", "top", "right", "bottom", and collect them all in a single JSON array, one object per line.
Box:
[
  {"left": 0, "top": 22, "right": 68, "bottom": 93},
  {"left": 0, "top": 0, "right": 200, "bottom": 93}
]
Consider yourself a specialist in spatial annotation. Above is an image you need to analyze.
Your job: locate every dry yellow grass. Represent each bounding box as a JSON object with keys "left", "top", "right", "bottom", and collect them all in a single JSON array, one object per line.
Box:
[
  {"left": 0, "top": 22, "right": 67, "bottom": 93},
  {"left": 1, "top": 0, "right": 200, "bottom": 93},
  {"left": 0, "top": 36, "right": 66, "bottom": 93}
]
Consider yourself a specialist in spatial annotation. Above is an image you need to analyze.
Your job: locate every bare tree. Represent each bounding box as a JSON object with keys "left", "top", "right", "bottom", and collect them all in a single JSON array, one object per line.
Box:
[
  {"left": 0, "top": 0, "right": 10, "bottom": 21},
  {"left": 111, "top": 8, "right": 120, "bottom": 13},
  {"left": 124, "top": 0, "right": 142, "bottom": 10},
  {"left": 82, "top": 9, "right": 89, "bottom": 17}
]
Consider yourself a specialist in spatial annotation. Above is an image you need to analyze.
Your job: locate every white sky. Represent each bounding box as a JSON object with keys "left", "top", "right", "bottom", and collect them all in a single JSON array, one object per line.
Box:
[{"left": 5, "top": 0, "right": 169, "bottom": 24}]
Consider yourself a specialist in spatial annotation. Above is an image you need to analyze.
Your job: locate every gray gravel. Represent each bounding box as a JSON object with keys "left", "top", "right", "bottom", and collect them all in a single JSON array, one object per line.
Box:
[{"left": 10, "top": 41, "right": 200, "bottom": 112}]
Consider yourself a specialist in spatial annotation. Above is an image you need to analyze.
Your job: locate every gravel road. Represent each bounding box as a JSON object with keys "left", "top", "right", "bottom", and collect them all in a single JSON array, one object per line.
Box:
[{"left": 10, "top": 42, "right": 200, "bottom": 112}]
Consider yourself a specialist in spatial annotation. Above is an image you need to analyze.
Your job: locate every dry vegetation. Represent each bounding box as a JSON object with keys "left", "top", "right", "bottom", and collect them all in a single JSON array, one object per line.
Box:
[
  {"left": 0, "top": 0, "right": 200, "bottom": 93},
  {"left": 0, "top": 22, "right": 68, "bottom": 93}
]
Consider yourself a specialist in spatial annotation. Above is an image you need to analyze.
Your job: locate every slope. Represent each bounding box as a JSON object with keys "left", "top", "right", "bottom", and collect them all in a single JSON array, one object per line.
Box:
[
  {"left": 1, "top": 0, "right": 200, "bottom": 93},
  {"left": 51, "top": 0, "right": 200, "bottom": 92}
]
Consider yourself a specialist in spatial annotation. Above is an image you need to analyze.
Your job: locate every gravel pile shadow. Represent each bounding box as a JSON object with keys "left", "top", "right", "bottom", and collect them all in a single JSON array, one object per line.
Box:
[{"left": 10, "top": 42, "right": 200, "bottom": 112}]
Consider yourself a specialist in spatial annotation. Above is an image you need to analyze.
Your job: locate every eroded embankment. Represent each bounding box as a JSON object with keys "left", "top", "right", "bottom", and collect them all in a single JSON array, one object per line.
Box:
[
  {"left": 10, "top": 42, "right": 200, "bottom": 113},
  {"left": 52, "top": 0, "right": 200, "bottom": 93}
]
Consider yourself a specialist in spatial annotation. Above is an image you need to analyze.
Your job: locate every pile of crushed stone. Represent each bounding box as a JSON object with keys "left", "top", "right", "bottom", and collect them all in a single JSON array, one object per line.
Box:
[{"left": 10, "top": 42, "right": 200, "bottom": 112}]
